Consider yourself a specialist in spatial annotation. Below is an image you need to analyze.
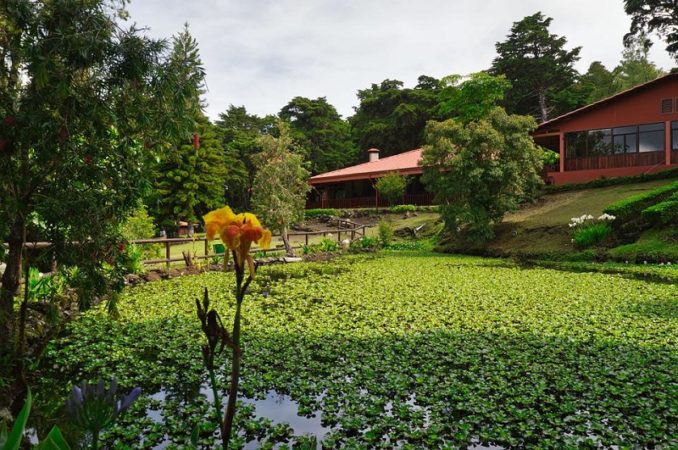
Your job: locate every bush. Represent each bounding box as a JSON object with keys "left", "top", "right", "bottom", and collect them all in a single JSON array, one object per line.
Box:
[
  {"left": 378, "top": 220, "right": 394, "bottom": 247},
  {"left": 302, "top": 238, "right": 339, "bottom": 255},
  {"left": 603, "top": 181, "right": 678, "bottom": 221},
  {"left": 573, "top": 223, "right": 613, "bottom": 248},
  {"left": 389, "top": 204, "right": 417, "bottom": 213},
  {"left": 641, "top": 192, "right": 678, "bottom": 225},
  {"left": 375, "top": 172, "right": 408, "bottom": 205},
  {"left": 349, "top": 236, "right": 380, "bottom": 251},
  {"left": 305, "top": 208, "right": 339, "bottom": 218}
]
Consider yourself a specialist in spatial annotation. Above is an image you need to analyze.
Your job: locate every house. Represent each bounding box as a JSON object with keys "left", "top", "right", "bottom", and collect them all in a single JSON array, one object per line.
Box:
[
  {"left": 307, "top": 148, "right": 433, "bottom": 209},
  {"left": 308, "top": 73, "right": 678, "bottom": 208},
  {"left": 533, "top": 72, "right": 678, "bottom": 185}
]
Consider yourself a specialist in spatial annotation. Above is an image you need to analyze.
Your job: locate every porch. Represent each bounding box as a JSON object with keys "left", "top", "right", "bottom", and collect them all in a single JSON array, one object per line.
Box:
[{"left": 307, "top": 176, "right": 434, "bottom": 209}]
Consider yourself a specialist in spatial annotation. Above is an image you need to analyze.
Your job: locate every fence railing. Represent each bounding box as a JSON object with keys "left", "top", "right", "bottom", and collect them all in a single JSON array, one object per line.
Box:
[
  {"left": 306, "top": 192, "right": 434, "bottom": 209},
  {"left": 564, "top": 151, "right": 665, "bottom": 171}
]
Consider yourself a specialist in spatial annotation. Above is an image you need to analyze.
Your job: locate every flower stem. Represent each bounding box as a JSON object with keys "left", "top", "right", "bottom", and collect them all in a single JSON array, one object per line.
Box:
[{"left": 209, "top": 367, "right": 223, "bottom": 425}]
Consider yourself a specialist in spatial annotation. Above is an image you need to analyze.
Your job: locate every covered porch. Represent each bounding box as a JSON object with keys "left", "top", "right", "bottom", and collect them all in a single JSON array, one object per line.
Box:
[{"left": 534, "top": 120, "right": 678, "bottom": 185}]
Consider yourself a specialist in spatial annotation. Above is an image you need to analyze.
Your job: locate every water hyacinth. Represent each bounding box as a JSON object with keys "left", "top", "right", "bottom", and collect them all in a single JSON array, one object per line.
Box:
[{"left": 67, "top": 378, "right": 141, "bottom": 449}]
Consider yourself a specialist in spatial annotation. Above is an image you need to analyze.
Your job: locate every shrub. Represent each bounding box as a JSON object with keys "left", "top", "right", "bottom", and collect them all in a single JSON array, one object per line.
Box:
[
  {"left": 389, "top": 204, "right": 417, "bottom": 213},
  {"left": 302, "top": 238, "right": 339, "bottom": 255},
  {"left": 349, "top": 236, "right": 380, "bottom": 251},
  {"left": 378, "top": 220, "right": 394, "bottom": 247},
  {"left": 573, "top": 223, "right": 613, "bottom": 248},
  {"left": 603, "top": 181, "right": 678, "bottom": 221},
  {"left": 641, "top": 192, "right": 678, "bottom": 225},
  {"left": 305, "top": 208, "right": 339, "bottom": 218},
  {"left": 375, "top": 172, "right": 408, "bottom": 205}
]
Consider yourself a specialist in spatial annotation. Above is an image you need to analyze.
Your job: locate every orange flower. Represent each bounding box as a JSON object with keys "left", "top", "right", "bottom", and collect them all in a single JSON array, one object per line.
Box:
[{"left": 203, "top": 207, "right": 272, "bottom": 277}]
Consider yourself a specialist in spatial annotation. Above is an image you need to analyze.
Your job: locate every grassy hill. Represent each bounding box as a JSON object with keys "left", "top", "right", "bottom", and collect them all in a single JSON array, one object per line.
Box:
[{"left": 486, "top": 178, "right": 678, "bottom": 260}]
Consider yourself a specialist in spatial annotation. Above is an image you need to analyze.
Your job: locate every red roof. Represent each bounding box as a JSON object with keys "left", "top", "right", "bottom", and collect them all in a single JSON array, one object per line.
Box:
[{"left": 309, "top": 148, "right": 423, "bottom": 185}]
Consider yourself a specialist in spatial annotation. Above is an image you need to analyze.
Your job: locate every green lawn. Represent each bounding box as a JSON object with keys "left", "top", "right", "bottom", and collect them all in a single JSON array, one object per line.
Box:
[
  {"left": 489, "top": 178, "right": 678, "bottom": 256},
  {"left": 35, "top": 252, "right": 677, "bottom": 449}
]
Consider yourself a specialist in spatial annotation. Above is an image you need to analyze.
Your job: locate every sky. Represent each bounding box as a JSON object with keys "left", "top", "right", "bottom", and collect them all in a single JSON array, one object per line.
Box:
[{"left": 127, "top": 0, "right": 676, "bottom": 120}]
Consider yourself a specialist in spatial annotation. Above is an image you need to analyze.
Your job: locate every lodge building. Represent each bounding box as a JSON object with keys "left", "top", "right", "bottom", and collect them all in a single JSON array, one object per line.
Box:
[{"left": 308, "top": 73, "right": 678, "bottom": 209}]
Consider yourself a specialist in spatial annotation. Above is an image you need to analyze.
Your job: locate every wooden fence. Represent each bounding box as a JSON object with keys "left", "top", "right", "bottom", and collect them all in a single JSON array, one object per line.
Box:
[
  {"left": 564, "top": 150, "right": 665, "bottom": 171},
  {"left": 306, "top": 192, "right": 434, "bottom": 209}
]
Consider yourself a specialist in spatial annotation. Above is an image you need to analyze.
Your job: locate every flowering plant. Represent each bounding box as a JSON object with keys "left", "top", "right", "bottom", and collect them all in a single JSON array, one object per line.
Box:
[
  {"left": 200, "top": 206, "right": 271, "bottom": 449},
  {"left": 568, "top": 213, "right": 616, "bottom": 248}
]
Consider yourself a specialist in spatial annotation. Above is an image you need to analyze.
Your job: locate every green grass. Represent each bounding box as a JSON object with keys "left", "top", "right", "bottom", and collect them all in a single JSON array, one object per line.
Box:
[
  {"left": 489, "top": 178, "right": 678, "bottom": 257},
  {"left": 36, "top": 253, "right": 677, "bottom": 449},
  {"left": 609, "top": 228, "right": 678, "bottom": 262}
]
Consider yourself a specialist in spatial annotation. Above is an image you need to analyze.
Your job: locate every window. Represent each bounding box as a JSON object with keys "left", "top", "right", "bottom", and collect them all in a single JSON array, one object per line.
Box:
[
  {"left": 588, "top": 129, "right": 612, "bottom": 156},
  {"left": 612, "top": 125, "right": 638, "bottom": 153},
  {"left": 673, "top": 121, "right": 678, "bottom": 151},
  {"left": 661, "top": 98, "right": 673, "bottom": 114},
  {"left": 638, "top": 123, "right": 665, "bottom": 153},
  {"left": 565, "top": 131, "right": 587, "bottom": 158}
]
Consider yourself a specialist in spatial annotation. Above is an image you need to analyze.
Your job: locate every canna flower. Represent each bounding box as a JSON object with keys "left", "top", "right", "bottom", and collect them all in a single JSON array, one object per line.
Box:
[{"left": 203, "top": 206, "right": 272, "bottom": 277}]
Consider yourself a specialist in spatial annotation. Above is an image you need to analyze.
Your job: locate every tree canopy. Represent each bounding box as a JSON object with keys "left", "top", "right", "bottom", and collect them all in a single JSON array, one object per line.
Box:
[
  {"left": 349, "top": 76, "right": 441, "bottom": 157},
  {"left": 491, "top": 12, "right": 582, "bottom": 122},
  {"left": 624, "top": 0, "right": 678, "bottom": 58}
]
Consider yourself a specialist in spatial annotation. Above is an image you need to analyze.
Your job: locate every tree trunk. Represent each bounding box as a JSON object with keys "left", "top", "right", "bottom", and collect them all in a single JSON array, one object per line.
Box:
[
  {"left": 538, "top": 88, "right": 549, "bottom": 123},
  {"left": 281, "top": 226, "right": 294, "bottom": 257},
  {"left": 0, "top": 219, "right": 25, "bottom": 356}
]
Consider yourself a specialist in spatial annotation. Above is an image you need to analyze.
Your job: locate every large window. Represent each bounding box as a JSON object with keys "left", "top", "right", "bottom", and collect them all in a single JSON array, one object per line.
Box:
[
  {"left": 673, "top": 121, "right": 678, "bottom": 150},
  {"left": 565, "top": 122, "right": 665, "bottom": 158}
]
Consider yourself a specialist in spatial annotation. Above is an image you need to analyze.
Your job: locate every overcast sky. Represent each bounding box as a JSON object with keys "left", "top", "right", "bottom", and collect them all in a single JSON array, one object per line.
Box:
[{"left": 127, "top": 0, "right": 675, "bottom": 120}]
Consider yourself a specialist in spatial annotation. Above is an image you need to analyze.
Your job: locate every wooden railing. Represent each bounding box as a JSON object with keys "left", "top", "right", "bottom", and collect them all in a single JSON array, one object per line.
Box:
[
  {"left": 564, "top": 151, "right": 665, "bottom": 171},
  {"left": 306, "top": 192, "right": 434, "bottom": 209}
]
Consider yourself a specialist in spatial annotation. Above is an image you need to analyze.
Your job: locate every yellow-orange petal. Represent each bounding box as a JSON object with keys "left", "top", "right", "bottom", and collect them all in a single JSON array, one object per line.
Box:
[
  {"left": 205, "top": 222, "right": 221, "bottom": 241},
  {"left": 258, "top": 229, "right": 272, "bottom": 250},
  {"left": 241, "top": 224, "right": 263, "bottom": 244},
  {"left": 246, "top": 254, "right": 256, "bottom": 278},
  {"left": 221, "top": 224, "right": 241, "bottom": 251},
  {"left": 204, "top": 206, "right": 236, "bottom": 232},
  {"left": 235, "top": 212, "right": 262, "bottom": 228}
]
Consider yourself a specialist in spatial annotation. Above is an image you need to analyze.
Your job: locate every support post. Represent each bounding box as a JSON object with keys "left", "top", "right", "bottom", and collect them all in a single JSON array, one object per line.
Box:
[
  {"left": 665, "top": 121, "right": 671, "bottom": 166},
  {"left": 305, "top": 234, "right": 309, "bottom": 246},
  {"left": 205, "top": 238, "right": 209, "bottom": 258},
  {"left": 165, "top": 241, "right": 171, "bottom": 268},
  {"left": 559, "top": 132, "right": 565, "bottom": 173}
]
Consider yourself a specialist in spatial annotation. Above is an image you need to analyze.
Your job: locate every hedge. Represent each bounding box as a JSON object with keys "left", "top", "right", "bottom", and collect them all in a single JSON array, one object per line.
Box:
[
  {"left": 304, "top": 208, "right": 339, "bottom": 218},
  {"left": 603, "top": 181, "right": 678, "bottom": 221},
  {"left": 544, "top": 167, "right": 678, "bottom": 194},
  {"left": 641, "top": 191, "right": 678, "bottom": 225}
]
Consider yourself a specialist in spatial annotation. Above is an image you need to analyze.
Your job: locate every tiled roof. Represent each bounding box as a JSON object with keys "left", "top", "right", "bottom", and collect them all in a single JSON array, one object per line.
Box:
[{"left": 309, "top": 148, "right": 423, "bottom": 184}]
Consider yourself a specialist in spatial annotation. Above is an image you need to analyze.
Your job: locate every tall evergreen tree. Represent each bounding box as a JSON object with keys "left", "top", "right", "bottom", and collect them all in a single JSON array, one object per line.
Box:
[
  {"left": 349, "top": 76, "right": 441, "bottom": 157},
  {"left": 491, "top": 12, "right": 581, "bottom": 122},
  {"left": 615, "top": 33, "right": 666, "bottom": 90},
  {"left": 624, "top": 0, "right": 678, "bottom": 58},
  {"left": 280, "top": 96, "right": 357, "bottom": 174},
  {"left": 154, "top": 116, "right": 226, "bottom": 233},
  {"left": 579, "top": 62, "right": 620, "bottom": 103}
]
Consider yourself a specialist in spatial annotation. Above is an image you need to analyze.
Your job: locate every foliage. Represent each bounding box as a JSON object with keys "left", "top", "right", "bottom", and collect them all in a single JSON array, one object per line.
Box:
[
  {"left": 0, "top": 0, "right": 204, "bottom": 355},
  {"left": 541, "top": 149, "right": 560, "bottom": 166},
  {"left": 572, "top": 223, "right": 613, "bottom": 248},
  {"left": 280, "top": 97, "right": 357, "bottom": 174},
  {"left": 375, "top": 172, "right": 408, "bottom": 205},
  {"left": 349, "top": 236, "right": 380, "bottom": 251},
  {"left": 303, "top": 238, "right": 339, "bottom": 255},
  {"left": 215, "top": 106, "right": 277, "bottom": 210},
  {"left": 304, "top": 208, "right": 339, "bottom": 218},
  {"left": 490, "top": 12, "right": 582, "bottom": 121},
  {"left": 624, "top": 0, "right": 678, "bottom": 57},
  {"left": 120, "top": 244, "right": 144, "bottom": 275},
  {"left": 614, "top": 33, "right": 665, "bottom": 90},
  {"left": 349, "top": 77, "right": 441, "bottom": 157},
  {"left": 38, "top": 254, "right": 678, "bottom": 448},
  {"left": 388, "top": 204, "right": 417, "bottom": 213},
  {"left": 120, "top": 206, "right": 156, "bottom": 241},
  {"left": 438, "top": 73, "right": 512, "bottom": 123},
  {"left": 609, "top": 227, "right": 678, "bottom": 263},
  {"left": 252, "top": 121, "right": 311, "bottom": 256},
  {"left": 641, "top": 192, "right": 678, "bottom": 225},
  {"left": 377, "top": 220, "right": 394, "bottom": 247},
  {"left": 422, "top": 108, "right": 543, "bottom": 243},
  {"left": 603, "top": 181, "right": 678, "bottom": 221}
]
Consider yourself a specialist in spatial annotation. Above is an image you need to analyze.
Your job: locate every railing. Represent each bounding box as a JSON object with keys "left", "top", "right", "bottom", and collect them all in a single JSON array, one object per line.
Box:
[
  {"left": 306, "top": 192, "right": 435, "bottom": 209},
  {"left": 564, "top": 151, "right": 665, "bottom": 171}
]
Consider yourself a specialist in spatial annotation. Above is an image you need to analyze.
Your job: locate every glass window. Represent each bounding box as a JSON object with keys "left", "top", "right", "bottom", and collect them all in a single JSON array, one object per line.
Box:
[
  {"left": 673, "top": 121, "right": 678, "bottom": 151},
  {"left": 566, "top": 132, "right": 587, "bottom": 158},
  {"left": 588, "top": 129, "right": 612, "bottom": 156},
  {"left": 639, "top": 123, "right": 664, "bottom": 132},
  {"left": 613, "top": 125, "right": 637, "bottom": 134},
  {"left": 625, "top": 134, "right": 638, "bottom": 153},
  {"left": 639, "top": 122, "right": 664, "bottom": 152},
  {"left": 613, "top": 134, "right": 636, "bottom": 153}
]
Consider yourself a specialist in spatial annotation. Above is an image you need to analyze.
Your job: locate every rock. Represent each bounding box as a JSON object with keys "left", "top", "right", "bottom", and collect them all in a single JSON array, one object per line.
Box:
[
  {"left": 143, "top": 271, "right": 162, "bottom": 283},
  {"left": 167, "top": 268, "right": 182, "bottom": 278},
  {"left": 282, "top": 257, "right": 303, "bottom": 263},
  {"left": 125, "top": 274, "right": 143, "bottom": 286}
]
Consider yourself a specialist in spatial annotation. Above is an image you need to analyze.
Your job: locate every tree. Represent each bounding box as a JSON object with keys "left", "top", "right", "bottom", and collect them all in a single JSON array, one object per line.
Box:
[
  {"left": 216, "top": 105, "right": 277, "bottom": 210},
  {"left": 615, "top": 33, "right": 665, "bottom": 90},
  {"left": 624, "top": 0, "right": 678, "bottom": 58},
  {"left": 421, "top": 108, "right": 543, "bottom": 244},
  {"left": 491, "top": 12, "right": 581, "bottom": 122},
  {"left": 279, "top": 96, "right": 357, "bottom": 174},
  {"left": 153, "top": 116, "right": 227, "bottom": 234},
  {"left": 579, "top": 62, "right": 620, "bottom": 103},
  {"left": 251, "top": 121, "right": 310, "bottom": 256},
  {"left": 0, "top": 1, "right": 200, "bottom": 358},
  {"left": 349, "top": 76, "right": 441, "bottom": 157},
  {"left": 438, "top": 73, "right": 512, "bottom": 123},
  {"left": 375, "top": 172, "right": 409, "bottom": 205}
]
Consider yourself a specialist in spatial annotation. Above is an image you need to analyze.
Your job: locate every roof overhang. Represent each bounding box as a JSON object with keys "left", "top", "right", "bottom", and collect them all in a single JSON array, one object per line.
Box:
[{"left": 309, "top": 166, "right": 424, "bottom": 186}]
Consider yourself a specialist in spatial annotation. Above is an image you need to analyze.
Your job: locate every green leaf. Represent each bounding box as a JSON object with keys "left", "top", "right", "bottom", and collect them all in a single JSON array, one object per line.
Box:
[
  {"left": 36, "top": 426, "right": 71, "bottom": 450},
  {"left": 3, "top": 389, "right": 31, "bottom": 450}
]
